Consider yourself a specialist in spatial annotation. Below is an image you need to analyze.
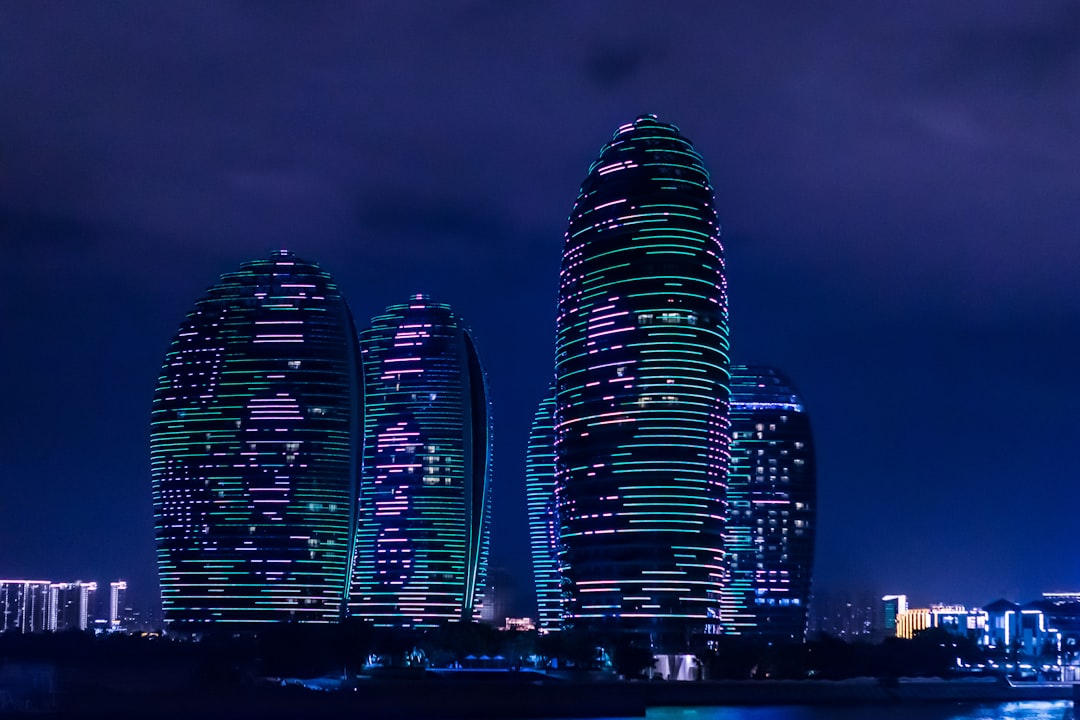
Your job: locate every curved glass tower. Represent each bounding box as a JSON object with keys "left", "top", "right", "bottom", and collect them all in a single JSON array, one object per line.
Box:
[
  {"left": 348, "top": 295, "right": 492, "bottom": 627},
  {"left": 726, "top": 365, "right": 816, "bottom": 642},
  {"left": 554, "top": 115, "right": 731, "bottom": 650},
  {"left": 526, "top": 384, "right": 562, "bottom": 633},
  {"left": 151, "top": 251, "right": 359, "bottom": 625}
]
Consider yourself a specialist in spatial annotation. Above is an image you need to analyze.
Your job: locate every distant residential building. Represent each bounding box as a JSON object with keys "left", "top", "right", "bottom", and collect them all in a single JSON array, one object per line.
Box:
[
  {"left": 809, "top": 590, "right": 880, "bottom": 639},
  {"left": 478, "top": 567, "right": 520, "bottom": 628},
  {"left": 0, "top": 580, "right": 51, "bottom": 633},
  {"left": 348, "top": 295, "right": 493, "bottom": 627},
  {"left": 931, "top": 605, "right": 987, "bottom": 641},
  {"left": 48, "top": 581, "right": 97, "bottom": 631},
  {"left": 882, "top": 595, "right": 907, "bottom": 635},
  {"left": 896, "top": 607, "right": 931, "bottom": 639},
  {"left": 984, "top": 599, "right": 1060, "bottom": 658},
  {"left": 504, "top": 617, "right": 536, "bottom": 632},
  {"left": 894, "top": 604, "right": 988, "bottom": 641}
]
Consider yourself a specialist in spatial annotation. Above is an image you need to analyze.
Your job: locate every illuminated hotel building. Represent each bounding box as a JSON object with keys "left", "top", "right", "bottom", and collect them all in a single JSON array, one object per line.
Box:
[
  {"left": 554, "top": 115, "right": 731, "bottom": 650},
  {"left": 348, "top": 295, "right": 492, "bottom": 627},
  {"left": 896, "top": 606, "right": 932, "bottom": 640},
  {"left": 526, "top": 384, "right": 563, "bottom": 632},
  {"left": 725, "top": 365, "right": 816, "bottom": 642},
  {"left": 151, "top": 251, "right": 359, "bottom": 625}
]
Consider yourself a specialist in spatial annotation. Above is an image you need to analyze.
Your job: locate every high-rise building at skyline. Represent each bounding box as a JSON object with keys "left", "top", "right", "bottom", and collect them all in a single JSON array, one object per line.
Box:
[
  {"left": 2, "top": 579, "right": 135, "bottom": 633},
  {"left": 526, "top": 384, "right": 562, "bottom": 633},
  {"left": 48, "top": 581, "right": 97, "bottom": 631},
  {"left": 0, "top": 580, "right": 51, "bottom": 633},
  {"left": 725, "top": 365, "right": 816, "bottom": 642},
  {"left": 882, "top": 594, "right": 908, "bottom": 636},
  {"left": 110, "top": 581, "right": 128, "bottom": 631},
  {"left": 348, "top": 295, "right": 492, "bottom": 627},
  {"left": 151, "top": 250, "right": 359, "bottom": 625},
  {"left": 554, "top": 115, "right": 731, "bottom": 650}
]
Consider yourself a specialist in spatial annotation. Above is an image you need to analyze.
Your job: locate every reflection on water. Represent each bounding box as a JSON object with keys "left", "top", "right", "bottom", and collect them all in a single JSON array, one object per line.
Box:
[{"left": 634, "top": 701, "right": 1073, "bottom": 720}]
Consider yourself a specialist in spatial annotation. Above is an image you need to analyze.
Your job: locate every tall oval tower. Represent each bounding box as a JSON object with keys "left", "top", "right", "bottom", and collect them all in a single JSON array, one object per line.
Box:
[
  {"left": 150, "top": 251, "right": 359, "bottom": 626},
  {"left": 554, "top": 115, "right": 730, "bottom": 650},
  {"left": 347, "top": 295, "right": 492, "bottom": 627}
]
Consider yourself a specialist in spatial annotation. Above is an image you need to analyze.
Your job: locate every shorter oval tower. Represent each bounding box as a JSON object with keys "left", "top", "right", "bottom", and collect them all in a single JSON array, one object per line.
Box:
[
  {"left": 151, "top": 250, "right": 359, "bottom": 626},
  {"left": 348, "top": 295, "right": 493, "bottom": 627}
]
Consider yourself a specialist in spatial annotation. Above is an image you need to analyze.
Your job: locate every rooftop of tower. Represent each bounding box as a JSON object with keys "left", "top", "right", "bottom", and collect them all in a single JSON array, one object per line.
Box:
[
  {"left": 577, "top": 114, "right": 711, "bottom": 196},
  {"left": 614, "top": 113, "right": 680, "bottom": 136},
  {"left": 730, "top": 365, "right": 806, "bottom": 412}
]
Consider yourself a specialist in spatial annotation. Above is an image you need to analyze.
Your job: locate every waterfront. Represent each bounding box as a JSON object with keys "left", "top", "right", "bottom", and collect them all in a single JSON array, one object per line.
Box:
[{"left": 627, "top": 701, "right": 1074, "bottom": 720}]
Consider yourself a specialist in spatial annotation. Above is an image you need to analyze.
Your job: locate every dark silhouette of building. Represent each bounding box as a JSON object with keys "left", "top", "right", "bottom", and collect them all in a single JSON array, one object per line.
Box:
[
  {"left": 526, "top": 384, "right": 562, "bottom": 632},
  {"left": 348, "top": 295, "right": 492, "bottom": 627},
  {"left": 809, "top": 590, "right": 880, "bottom": 639},
  {"left": 151, "top": 251, "right": 359, "bottom": 625},
  {"left": 553, "top": 115, "right": 731, "bottom": 651},
  {"left": 724, "top": 365, "right": 816, "bottom": 642}
]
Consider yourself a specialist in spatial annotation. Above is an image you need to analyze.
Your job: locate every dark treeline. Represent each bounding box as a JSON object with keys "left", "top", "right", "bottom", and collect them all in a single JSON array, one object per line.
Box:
[{"left": 0, "top": 623, "right": 987, "bottom": 683}]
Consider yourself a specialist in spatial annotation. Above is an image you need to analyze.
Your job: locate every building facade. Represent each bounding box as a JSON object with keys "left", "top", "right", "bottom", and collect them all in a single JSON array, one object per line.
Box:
[
  {"left": 554, "top": 115, "right": 731, "bottom": 650},
  {"left": 347, "top": 295, "right": 492, "bottom": 627},
  {"left": 47, "top": 581, "right": 98, "bottom": 631},
  {"left": 725, "top": 365, "right": 816, "bottom": 641},
  {"left": 984, "top": 599, "right": 1060, "bottom": 658},
  {"left": 0, "top": 580, "right": 51, "bottom": 633},
  {"left": 526, "top": 384, "right": 562, "bottom": 632},
  {"left": 109, "top": 581, "right": 128, "bottom": 631},
  {"left": 151, "top": 251, "right": 359, "bottom": 625}
]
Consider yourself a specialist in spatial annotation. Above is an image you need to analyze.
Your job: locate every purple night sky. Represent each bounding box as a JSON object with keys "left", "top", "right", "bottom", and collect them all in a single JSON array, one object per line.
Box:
[{"left": 3, "top": 1, "right": 1079, "bottom": 617}]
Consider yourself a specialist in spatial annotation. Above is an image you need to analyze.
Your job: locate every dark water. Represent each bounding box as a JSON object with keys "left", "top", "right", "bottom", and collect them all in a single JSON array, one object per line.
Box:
[{"left": 590, "top": 702, "right": 1074, "bottom": 720}]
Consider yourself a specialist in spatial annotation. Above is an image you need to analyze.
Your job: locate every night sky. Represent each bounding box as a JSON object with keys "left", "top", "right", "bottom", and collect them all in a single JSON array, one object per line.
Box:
[{"left": 3, "top": 2, "right": 1079, "bottom": 618}]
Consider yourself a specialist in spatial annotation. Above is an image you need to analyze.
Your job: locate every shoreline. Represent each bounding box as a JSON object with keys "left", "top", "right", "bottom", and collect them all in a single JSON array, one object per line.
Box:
[{"left": 36, "top": 674, "right": 1076, "bottom": 719}]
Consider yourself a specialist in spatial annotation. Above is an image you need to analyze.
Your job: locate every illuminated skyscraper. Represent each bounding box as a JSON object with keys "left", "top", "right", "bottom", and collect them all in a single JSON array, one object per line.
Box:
[
  {"left": 725, "top": 365, "right": 816, "bottom": 642},
  {"left": 526, "top": 384, "right": 562, "bottom": 632},
  {"left": 554, "top": 115, "right": 731, "bottom": 650},
  {"left": 348, "top": 295, "right": 492, "bottom": 627},
  {"left": 151, "top": 251, "right": 359, "bottom": 625},
  {"left": 109, "top": 581, "right": 128, "bottom": 631}
]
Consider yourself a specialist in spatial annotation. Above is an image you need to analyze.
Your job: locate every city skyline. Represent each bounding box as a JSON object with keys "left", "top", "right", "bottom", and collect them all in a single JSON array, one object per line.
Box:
[
  {"left": 3, "top": 3, "right": 1080, "bottom": 616},
  {"left": 553, "top": 115, "right": 730, "bottom": 649}
]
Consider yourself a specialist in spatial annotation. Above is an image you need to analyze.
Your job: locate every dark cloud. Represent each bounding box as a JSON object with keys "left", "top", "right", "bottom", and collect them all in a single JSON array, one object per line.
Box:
[
  {"left": 585, "top": 42, "right": 651, "bottom": 88},
  {"left": 1, "top": 208, "right": 99, "bottom": 251},
  {"left": 945, "top": 1, "right": 1080, "bottom": 88}
]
